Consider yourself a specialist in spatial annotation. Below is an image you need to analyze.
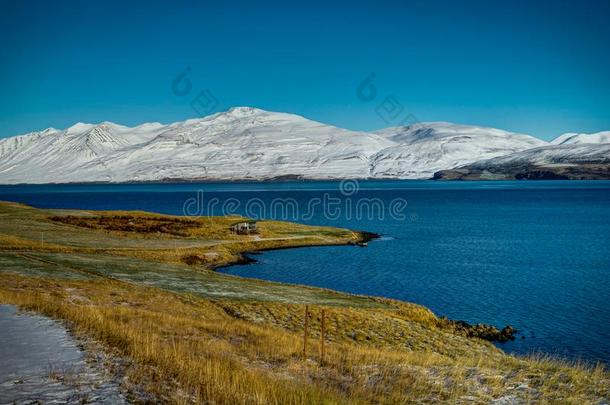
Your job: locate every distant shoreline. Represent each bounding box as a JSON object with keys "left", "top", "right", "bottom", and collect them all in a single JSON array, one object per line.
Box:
[
  {"left": 213, "top": 230, "right": 380, "bottom": 271},
  {"left": 2, "top": 175, "right": 610, "bottom": 186}
]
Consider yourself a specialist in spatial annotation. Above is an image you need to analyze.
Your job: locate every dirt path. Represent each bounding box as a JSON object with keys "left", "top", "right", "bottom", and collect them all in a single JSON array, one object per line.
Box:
[{"left": 0, "top": 305, "right": 127, "bottom": 404}]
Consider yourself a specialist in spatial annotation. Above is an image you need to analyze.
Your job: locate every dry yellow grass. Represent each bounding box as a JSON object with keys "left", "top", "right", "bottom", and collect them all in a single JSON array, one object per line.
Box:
[
  {"left": 0, "top": 201, "right": 362, "bottom": 269},
  {"left": 0, "top": 274, "right": 607, "bottom": 404},
  {"left": 0, "top": 201, "right": 608, "bottom": 403}
]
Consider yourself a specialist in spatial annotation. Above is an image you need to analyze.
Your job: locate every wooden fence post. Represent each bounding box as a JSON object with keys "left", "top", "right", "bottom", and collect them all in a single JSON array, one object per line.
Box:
[
  {"left": 320, "top": 309, "right": 326, "bottom": 365},
  {"left": 303, "top": 305, "right": 309, "bottom": 361}
]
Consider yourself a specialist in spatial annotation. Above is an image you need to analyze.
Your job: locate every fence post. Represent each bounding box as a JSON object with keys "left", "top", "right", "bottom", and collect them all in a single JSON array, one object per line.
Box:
[
  {"left": 303, "top": 305, "right": 309, "bottom": 361},
  {"left": 320, "top": 309, "right": 326, "bottom": 365}
]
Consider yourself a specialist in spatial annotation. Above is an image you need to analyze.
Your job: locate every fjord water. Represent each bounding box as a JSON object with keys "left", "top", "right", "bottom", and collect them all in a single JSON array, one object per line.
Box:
[{"left": 1, "top": 181, "right": 609, "bottom": 364}]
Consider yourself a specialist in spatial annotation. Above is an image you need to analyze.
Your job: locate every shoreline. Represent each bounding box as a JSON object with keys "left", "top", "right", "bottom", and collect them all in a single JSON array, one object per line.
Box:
[
  {"left": 3, "top": 177, "right": 610, "bottom": 187},
  {"left": 0, "top": 201, "right": 516, "bottom": 344},
  {"left": 0, "top": 201, "right": 607, "bottom": 402},
  {"left": 215, "top": 237, "right": 519, "bottom": 345},
  {"left": 212, "top": 230, "right": 380, "bottom": 271}
]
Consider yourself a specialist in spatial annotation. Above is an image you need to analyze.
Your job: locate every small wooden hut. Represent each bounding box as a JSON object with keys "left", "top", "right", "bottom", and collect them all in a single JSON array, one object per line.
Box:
[{"left": 230, "top": 220, "right": 258, "bottom": 235}]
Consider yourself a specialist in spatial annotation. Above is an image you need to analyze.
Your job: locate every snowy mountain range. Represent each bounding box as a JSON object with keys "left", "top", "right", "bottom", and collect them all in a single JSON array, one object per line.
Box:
[
  {"left": 550, "top": 131, "right": 610, "bottom": 146},
  {"left": 433, "top": 142, "right": 610, "bottom": 180},
  {"left": 0, "top": 107, "right": 608, "bottom": 184}
]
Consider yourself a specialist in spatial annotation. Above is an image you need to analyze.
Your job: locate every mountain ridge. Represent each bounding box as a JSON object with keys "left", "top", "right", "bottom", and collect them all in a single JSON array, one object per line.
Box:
[{"left": 0, "top": 107, "right": 608, "bottom": 184}]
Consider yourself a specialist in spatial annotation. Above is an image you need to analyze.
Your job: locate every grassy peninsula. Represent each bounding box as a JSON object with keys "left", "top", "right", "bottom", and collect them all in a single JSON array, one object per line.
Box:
[{"left": 0, "top": 201, "right": 608, "bottom": 404}]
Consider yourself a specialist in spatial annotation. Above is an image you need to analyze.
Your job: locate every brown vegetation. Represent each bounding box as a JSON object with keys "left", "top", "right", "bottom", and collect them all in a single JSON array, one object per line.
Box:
[
  {"left": 0, "top": 201, "right": 608, "bottom": 403},
  {"left": 49, "top": 215, "right": 202, "bottom": 236},
  {"left": 1, "top": 274, "right": 608, "bottom": 404}
]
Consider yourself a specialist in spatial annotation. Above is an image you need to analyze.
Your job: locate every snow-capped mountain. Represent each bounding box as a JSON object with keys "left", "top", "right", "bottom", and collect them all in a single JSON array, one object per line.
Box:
[
  {"left": 371, "top": 123, "right": 547, "bottom": 178},
  {"left": 434, "top": 143, "right": 610, "bottom": 180},
  {"left": 0, "top": 121, "right": 166, "bottom": 184},
  {"left": 464, "top": 143, "right": 610, "bottom": 168},
  {"left": 0, "top": 107, "right": 607, "bottom": 183},
  {"left": 0, "top": 107, "right": 395, "bottom": 183},
  {"left": 71, "top": 107, "right": 395, "bottom": 183},
  {"left": 550, "top": 131, "right": 610, "bottom": 145}
]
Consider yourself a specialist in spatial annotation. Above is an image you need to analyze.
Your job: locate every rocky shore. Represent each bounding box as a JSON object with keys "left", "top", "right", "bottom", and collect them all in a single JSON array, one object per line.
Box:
[{"left": 441, "top": 317, "right": 517, "bottom": 343}]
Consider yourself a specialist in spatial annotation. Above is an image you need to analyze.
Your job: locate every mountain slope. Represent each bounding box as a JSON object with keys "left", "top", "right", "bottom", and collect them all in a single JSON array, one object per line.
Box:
[
  {"left": 434, "top": 143, "right": 610, "bottom": 180},
  {"left": 51, "top": 107, "right": 396, "bottom": 183},
  {"left": 0, "top": 107, "right": 607, "bottom": 183},
  {"left": 371, "top": 122, "right": 547, "bottom": 178},
  {"left": 0, "top": 122, "right": 165, "bottom": 183},
  {"left": 0, "top": 108, "right": 398, "bottom": 183},
  {"left": 551, "top": 131, "right": 610, "bottom": 145}
]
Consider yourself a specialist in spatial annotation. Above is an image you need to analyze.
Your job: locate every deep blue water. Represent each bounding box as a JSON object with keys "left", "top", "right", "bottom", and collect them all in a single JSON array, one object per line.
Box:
[{"left": 1, "top": 180, "right": 609, "bottom": 364}]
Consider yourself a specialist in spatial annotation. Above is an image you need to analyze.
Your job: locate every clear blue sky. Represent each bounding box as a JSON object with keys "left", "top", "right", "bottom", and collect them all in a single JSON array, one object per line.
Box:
[{"left": 1, "top": 0, "right": 609, "bottom": 141}]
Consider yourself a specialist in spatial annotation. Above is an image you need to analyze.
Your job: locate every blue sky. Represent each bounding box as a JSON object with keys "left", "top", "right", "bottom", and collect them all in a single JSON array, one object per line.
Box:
[{"left": 1, "top": 0, "right": 609, "bottom": 141}]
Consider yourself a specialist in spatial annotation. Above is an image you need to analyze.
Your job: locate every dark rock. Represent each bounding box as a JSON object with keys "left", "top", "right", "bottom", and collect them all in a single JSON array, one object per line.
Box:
[
  {"left": 441, "top": 317, "right": 517, "bottom": 343},
  {"left": 357, "top": 231, "right": 380, "bottom": 243},
  {"left": 515, "top": 171, "right": 569, "bottom": 180}
]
